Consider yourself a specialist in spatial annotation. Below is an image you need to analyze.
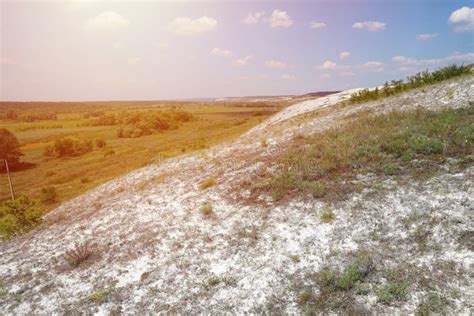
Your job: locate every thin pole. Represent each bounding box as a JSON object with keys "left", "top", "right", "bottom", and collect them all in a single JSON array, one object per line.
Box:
[{"left": 4, "top": 159, "right": 15, "bottom": 200}]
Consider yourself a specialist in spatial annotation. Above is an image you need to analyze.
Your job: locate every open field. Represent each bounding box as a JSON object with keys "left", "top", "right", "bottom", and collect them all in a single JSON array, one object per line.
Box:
[{"left": 0, "top": 100, "right": 291, "bottom": 212}]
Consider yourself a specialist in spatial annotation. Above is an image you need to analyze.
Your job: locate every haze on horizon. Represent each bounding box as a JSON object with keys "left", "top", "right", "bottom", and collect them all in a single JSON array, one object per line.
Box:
[{"left": 1, "top": 0, "right": 473, "bottom": 101}]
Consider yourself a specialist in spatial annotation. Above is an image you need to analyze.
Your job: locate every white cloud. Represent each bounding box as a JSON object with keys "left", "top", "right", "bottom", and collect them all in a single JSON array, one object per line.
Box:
[
  {"left": 236, "top": 55, "right": 253, "bottom": 66},
  {"left": 127, "top": 57, "right": 141, "bottom": 65},
  {"left": 316, "top": 59, "right": 383, "bottom": 74},
  {"left": 321, "top": 60, "right": 337, "bottom": 70},
  {"left": 449, "top": 7, "right": 474, "bottom": 32},
  {"left": 265, "top": 59, "right": 287, "bottom": 69},
  {"left": 211, "top": 48, "right": 232, "bottom": 57},
  {"left": 392, "top": 52, "right": 474, "bottom": 69},
  {"left": 339, "top": 52, "right": 351, "bottom": 59},
  {"left": 416, "top": 33, "right": 438, "bottom": 41},
  {"left": 170, "top": 16, "right": 217, "bottom": 35},
  {"left": 352, "top": 21, "right": 386, "bottom": 31},
  {"left": 359, "top": 61, "right": 384, "bottom": 72},
  {"left": 309, "top": 21, "right": 326, "bottom": 29},
  {"left": 85, "top": 12, "right": 130, "bottom": 31},
  {"left": 270, "top": 10, "right": 293, "bottom": 28},
  {"left": 281, "top": 74, "right": 295, "bottom": 80},
  {"left": 320, "top": 73, "right": 331, "bottom": 79},
  {"left": 243, "top": 11, "right": 265, "bottom": 25}
]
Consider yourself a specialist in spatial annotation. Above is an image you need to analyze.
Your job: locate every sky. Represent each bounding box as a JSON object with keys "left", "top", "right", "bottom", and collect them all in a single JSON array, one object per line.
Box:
[{"left": 1, "top": 0, "right": 473, "bottom": 101}]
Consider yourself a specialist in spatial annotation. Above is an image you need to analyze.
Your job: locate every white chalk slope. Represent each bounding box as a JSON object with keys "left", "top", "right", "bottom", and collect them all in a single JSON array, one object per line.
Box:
[{"left": 0, "top": 76, "right": 473, "bottom": 314}]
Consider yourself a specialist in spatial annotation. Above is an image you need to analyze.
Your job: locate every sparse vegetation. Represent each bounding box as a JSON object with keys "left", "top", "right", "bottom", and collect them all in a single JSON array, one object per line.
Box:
[
  {"left": 376, "top": 266, "right": 413, "bottom": 305},
  {"left": 206, "top": 275, "right": 237, "bottom": 288},
  {"left": 256, "top": 103, "right": 474, "bottom": 202},
  {"left": 199, "top": 177, "right": 216, "bottom": 190},
  {"left": 88, "top": 287, "right": 111, "bottom": 303},
  {"left": 297, "top": 254, "right": 375, "bottom": 312},
  {"left": 64, "top": 242, "right": 93, "bottom": 267},
  {"left": 200, "top": 203, "right": 213, "bottom": 217},
  {"left": 320, "top": 209, "right": 335, "bottom": 223},
  {"left": 40, "top": 186, "right": 58, "bottom": 205},
  {"left": 348, "top": 64, "right": 472, "bottom": 104},
  {"left": 415, "top": 291, "right": 448, "bottom": 315},
  {"left": 0, "top": 195, "right": 42, "bottom": 238},
  {"left": 376, "top": 282, "right": 409, "bottom": 304}
]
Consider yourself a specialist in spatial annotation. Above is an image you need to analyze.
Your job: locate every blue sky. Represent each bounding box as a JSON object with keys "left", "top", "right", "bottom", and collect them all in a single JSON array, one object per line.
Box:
[{"left": 1, "top": 0, "right": 473, "bottom": 101}]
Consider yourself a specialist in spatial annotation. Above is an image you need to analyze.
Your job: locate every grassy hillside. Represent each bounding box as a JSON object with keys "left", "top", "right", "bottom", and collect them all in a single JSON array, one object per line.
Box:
[{"left": 0, "top": 101, "right": 287, "bottom": 214}]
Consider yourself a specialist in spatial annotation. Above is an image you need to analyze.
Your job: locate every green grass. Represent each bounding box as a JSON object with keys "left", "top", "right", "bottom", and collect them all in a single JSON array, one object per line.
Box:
[
  {"left": 205, "top": 275, "right": 237, "bottom": 289},
  {"left": 297, "top": 254, "right": 375, "bottom": 313},
  {"left": 348, "top": 64, "right": 472, "bottom": 104},
  {"left": 88, "top": 288, "right": 111, "bottom": 303},
  {"left": 415, "top": 291, "right": 448, "bottom": 315},
  {"left": 257, "top": 103, "right": 474, "bottom": 202}
]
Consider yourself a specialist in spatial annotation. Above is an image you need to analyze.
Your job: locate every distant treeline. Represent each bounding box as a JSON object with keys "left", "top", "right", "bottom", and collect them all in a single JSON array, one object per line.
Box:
[
  {"left": 348, "top": 64, "right": 472, "bottom": 104},
  {"left": 1, "top": 110, "right": 57, "bottom": 122}
]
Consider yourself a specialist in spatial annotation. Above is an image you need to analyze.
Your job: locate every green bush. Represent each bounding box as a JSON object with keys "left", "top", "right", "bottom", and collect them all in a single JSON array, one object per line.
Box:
[
  {"left": 348, "top": 64, "right": 472, "bottom": 104},
  {"left": 44, "top": 138, "right": 93, "bottom": 158},
  {"left": 40, "top": 186, "right": 58, "bottom": 205},
  {"left": 0, "top": 195, "right": 42, "bottom": 238}
]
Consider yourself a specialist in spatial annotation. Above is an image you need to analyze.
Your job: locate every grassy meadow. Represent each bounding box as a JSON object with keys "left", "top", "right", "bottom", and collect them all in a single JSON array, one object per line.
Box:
[{"left": 0, "top": 100, "right": 287, "bottom": 214}]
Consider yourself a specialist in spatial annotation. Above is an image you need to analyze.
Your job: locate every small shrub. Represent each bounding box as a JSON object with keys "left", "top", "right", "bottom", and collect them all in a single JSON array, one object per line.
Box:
[
  {"left": 89, "top": 288, "right": 111, "bottom": 303},
  {"left": 320, "top": 209, "right": 335, "bottom": 223},
  {"left": 40, "top": 186, "right": 58, "bottom": 205},
  {"left": 302, "top": 181, "right": 326, "bottom": 198},
  {"left": 43, "top": 138, "right": 93, "bottom": 158},
  {"left": 376, "top": 282, "right": 409, "bottom": 304},
  {"left": 415, "top": 291, "right": 447, "bottom": 316},
  {"left": 290, "top": 255, "right": 301, "bottom": 262},
  {"left": 383, "top": 163, "right": 398, "bottom": 175},
  {"left": 0, "top": 281, "right": 8, "bottom": 297},
  {"left": 206, "top": 275, "right": 237, "bottom": 288},
  {"left": 409, "top": 134, "right": 443, "bottom": 155},
  {"left": 0, "top": 195, "right": 42, "bottom": 238},
  {"left": 95, "top": 138, "right": 107, "bottom": 148},
  {"left": 64, "top": 242, "right": 93, "bottom": 267},
  {"left": 298, "top": 255, "right": 375, "bottom": 313},
  {"left": 200, "top": 203, "right": 213, "bottom": 217},
  {"left": 104, "top": 149, "right": 115, "bottom": 156},
  {"left": 199, "top": 177, "right": 216, "bottom": 190}
]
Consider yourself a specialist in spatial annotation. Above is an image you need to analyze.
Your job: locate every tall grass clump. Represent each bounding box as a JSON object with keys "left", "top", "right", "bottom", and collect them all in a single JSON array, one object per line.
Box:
[
  {"left": 259, "top": 103, "right": 473, "bottom": 201},
  {"left": 348, "top": 64, "right": 472, "bottom": 104}
]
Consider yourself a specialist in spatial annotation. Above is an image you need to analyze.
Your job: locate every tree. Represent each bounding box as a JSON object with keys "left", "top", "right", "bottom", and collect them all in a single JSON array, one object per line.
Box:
[
  {"left": 0, "top": 128, "right": 23, "bottom": 199},
  {"left": 0, "top": 128, "right": 22, "bottom": 164}
]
